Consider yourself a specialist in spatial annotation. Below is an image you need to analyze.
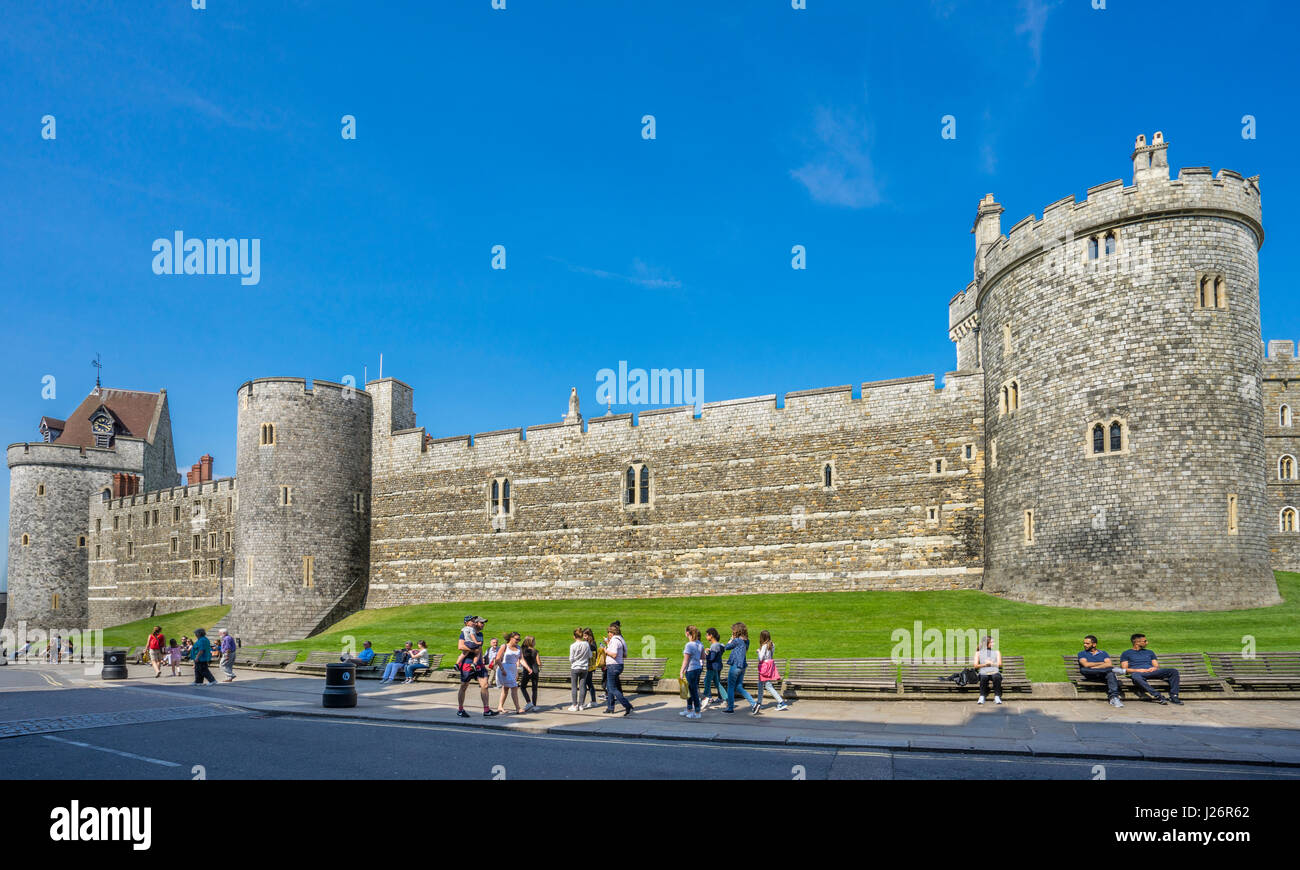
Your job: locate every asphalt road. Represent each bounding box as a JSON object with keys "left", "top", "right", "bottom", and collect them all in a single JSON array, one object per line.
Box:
[{"left": 0, "top": 704, "right": 1296, "bottom": 780}]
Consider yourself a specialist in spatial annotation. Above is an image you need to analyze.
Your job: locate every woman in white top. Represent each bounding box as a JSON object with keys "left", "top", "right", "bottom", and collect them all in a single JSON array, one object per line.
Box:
[
  {"left": 973, "top": 635, "right": 1003, "bottom": 705},
  {"left": 567, "top": 628, "right": 592, "bottom": 711},
  {"left": 754, "top": 630, "right": 788, "bottom": 713},
  {"left": 403, "top": 641, "right": 431, "bottom": 683},
  {"left": 679, "top": 625, "right": 705, "bottom": 719},
  {"left": 496, "top": 633, "right": 525, "bottom": 714}
]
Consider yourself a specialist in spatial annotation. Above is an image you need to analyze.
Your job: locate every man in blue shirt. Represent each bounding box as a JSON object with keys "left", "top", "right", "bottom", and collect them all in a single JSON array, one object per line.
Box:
[
  {"left": 1120, "top": 634, "right": 1182, "bottom": 705},
  {"left": 340, "top": 640, "right": 375, "bottom": 667},
  {"left": 1077, "top": 635, "right": 1124, "bottom": 708}
]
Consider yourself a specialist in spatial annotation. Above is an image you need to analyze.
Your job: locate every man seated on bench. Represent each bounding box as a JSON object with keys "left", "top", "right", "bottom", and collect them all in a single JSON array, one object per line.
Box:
[
  {"left": 1077, "top": 635, "right": 1124, "bottom": 708},
  {"left": 1120, "top": 633, "right": 1182, "bottom": 706},
  {"left": 341, "top": 641, "right": 375, "bottom": 668}
]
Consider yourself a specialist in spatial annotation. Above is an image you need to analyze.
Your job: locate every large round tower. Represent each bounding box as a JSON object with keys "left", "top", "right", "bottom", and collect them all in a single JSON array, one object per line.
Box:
[
  {"left": 972, "top": 132, "right": 1279, "bottom": 609},
  {"left": 230, "top": 378, "right": 372, "bottom": 644}
]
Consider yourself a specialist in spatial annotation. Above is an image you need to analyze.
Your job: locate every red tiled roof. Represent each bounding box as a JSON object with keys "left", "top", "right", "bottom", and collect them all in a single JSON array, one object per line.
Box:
[{"left": 52, "top": 388, "right": 166, "bottom": 449}]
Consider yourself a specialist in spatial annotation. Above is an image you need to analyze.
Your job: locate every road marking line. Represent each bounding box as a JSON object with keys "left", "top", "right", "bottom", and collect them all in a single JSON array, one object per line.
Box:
[
  {"left": 39, "top": 673, "right": 63, "bottom": 688},
  {"left": 41, "top": 734, "right": 181, "bottom": 767}
]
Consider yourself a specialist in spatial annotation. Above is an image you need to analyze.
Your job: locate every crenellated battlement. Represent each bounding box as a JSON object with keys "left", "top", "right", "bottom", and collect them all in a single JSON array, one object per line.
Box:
[
  {"left": 973, "top": 134, "right": 1262, "bottom": 304},
  {"left": 382, "top": 370, "right": 983, "bottom": 471},
  {"left": 90, "top": 476, "right": 238, "bottom": 514},
  {"left": 1264, "top": 339, "right": 1300, "bottom": 379},
  {"left": 238, "top": 376, "right": 372, "bottom": 405}
]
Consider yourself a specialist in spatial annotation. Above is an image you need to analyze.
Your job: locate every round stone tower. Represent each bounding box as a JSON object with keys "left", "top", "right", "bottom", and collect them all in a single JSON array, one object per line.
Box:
[
  {"left": 972, "top": 132, "right": 1279, "bottom": 610},
  {"left": 230, "top": 378, "right": 372, "bottom": 644}
]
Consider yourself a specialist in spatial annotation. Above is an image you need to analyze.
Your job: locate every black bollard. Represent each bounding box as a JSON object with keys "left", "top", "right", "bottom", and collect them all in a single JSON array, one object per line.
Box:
[
  {"left": 322, "top": 662, "right": 357, "bottom": 708},
  {"left": 102, "top": 649, "right": 128, "bottom": 680}
]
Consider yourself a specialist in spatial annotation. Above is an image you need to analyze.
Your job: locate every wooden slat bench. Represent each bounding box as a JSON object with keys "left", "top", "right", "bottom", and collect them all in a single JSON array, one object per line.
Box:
[
  {"left": 1065, "top": 652, "right": 1226, "bottom": 695},
  {"left": 783, "top": 658, "right": 897, "bottom": 693},
  {"left": 254, "top": 649, "right": 300, "bottom": 670},
  {"left": 536, "top": 656, "right": 576, "bottom": 684},
  {"left": 298, "top": 650, "right": 348, "bottom": 673},
  {"left": 1207, "top": 651, "right": 1300, "bottom": 691},
  {"left": 1118, "top": 652, "right": 1225, "bottom": 694},
  {"left": 234, "top": 648, "right": 265, "bottom": 667},
  {"left": 297, "top": 650, "right": 398, "bottom": 677},
  {"left": 901, "top": 656, "right": 1031, "bottom": 694}
]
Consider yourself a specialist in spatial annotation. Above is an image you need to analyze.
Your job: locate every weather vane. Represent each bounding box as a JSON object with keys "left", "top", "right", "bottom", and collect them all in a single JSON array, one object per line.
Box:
[{"left": 91, "top": 353, "right": 103, "bottom": 392}]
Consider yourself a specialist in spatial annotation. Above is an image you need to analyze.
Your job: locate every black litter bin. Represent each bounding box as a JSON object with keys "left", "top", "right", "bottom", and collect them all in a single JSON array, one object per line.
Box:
[
  {"left": 322, "top": 662, "right": 357, "bottom": 708},
  {"left": 102, "top": 649, "right": 128, "bottom": 680}
]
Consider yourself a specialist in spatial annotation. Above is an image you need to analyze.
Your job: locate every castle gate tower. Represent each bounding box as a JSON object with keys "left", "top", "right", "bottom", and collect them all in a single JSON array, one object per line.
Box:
[
  {"left": 5, "top": 387, "right": 177, "bottom": 632},
  {"left": 230, "top": 378, "right": 372, "bottom": 644},
  {"left": 966, "top": 133, "right": 1279, "bottom": 609}
]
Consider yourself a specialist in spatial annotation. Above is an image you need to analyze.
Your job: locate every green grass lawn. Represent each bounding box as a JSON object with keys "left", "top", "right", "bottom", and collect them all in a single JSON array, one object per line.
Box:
[
  {"left": 89, "top": 604, "right": 231, "bottom": 651},
  {"left": 230, "top": 572, "right": 1299, "bottom": 682}
]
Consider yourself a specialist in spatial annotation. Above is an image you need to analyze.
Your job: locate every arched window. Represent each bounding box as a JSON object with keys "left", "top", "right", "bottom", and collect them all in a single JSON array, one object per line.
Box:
[
  {"left": 260, "top": 423, "right": 275, "bottom": 445},
  {"left": 101, "top": 488, "right": 111, "bottom": 502},
  {"left": 1281, "top": 456, "right": 1295, "bottom": 481},
  {"left": 1000, "top": 385, "right": 1009, "bottom": 415},
  {"left": 1199, "top": 275, "right": 1213, "bottom": 309},
  {"left": 488, "top": 476, "right": 511, "bottom": 516},
  {"left": 1087, "top": 237, "right": 1099, "bottom": 260},
  {"left": 625, "top": 463, "right": 651, "bottom": 506},
  {"left": 21, "top": 533, "right": 30, "bottom": 546},
  {"left": 1092, "top": 423, "right": 1105, "bottom": 454},
  {"left": 1109, "top": 421, "right": 1123, "bottom": 452},
  {"left": 1009, "top": 381, "right": 1019, "bottom": 411},
  {"left": 1282, "top": 507, "right": 1297, "bottom": 533},
  {"left": 1103, "top": 232, "right": 1116, "bottom": 255},
  {"left": 1282, "top": 405, "right": 1293, "bottom": 427},
  {"left": 1214, "top": 276, "right": 1227, "bottom": 309},
  {"left": 823, "top": 463, "right": 833, "bottom": 488}
]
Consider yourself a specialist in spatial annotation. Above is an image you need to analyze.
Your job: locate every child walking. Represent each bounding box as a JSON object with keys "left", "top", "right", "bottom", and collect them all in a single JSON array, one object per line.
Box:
[
  {"left": 166, "top": 638, "right": 182, "bottom": 676},
  {"left": 700, "top": 628, "right": 725, "bottom": 711},
  {"left": 754, "top": 630, "right": 789, "bottom": 713}
]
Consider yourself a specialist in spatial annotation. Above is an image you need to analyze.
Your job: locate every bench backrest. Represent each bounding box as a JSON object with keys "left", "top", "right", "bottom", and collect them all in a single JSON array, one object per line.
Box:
[
  {"left": 1207, "top": 651, "right": 1300, "bottom": 678},
  {"left": 236, "top": 649, "right": 266, "bottom": 665},
  {"left": 261, "top": 649, "right": 299, "bottom": 666},
  {"left": 1119, "top": 652, "right": 1209, "bottom": 674},
  {"left": 788, "top": 658, "right": 897, "bottom": 679},
  {"left": 904, "top": 656, "right": 1026, "bottom": 676}
]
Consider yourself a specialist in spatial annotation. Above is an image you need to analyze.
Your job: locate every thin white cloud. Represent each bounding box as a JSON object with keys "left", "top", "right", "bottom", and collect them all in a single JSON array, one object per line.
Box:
[
  {"left": 554, "top": 257, "right": 682, "bottom": 290},
  {"left": 791, "top": 106, "right": 882, "bottom": 209},
  {"left": 1015, "top": 0, "right": 1057, "bottom": 70}
]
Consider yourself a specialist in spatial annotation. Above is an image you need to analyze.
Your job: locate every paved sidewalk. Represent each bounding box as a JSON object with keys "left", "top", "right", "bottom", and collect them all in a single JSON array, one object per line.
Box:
[{"left": 37, "top": 663, "right": 1300, "bottom": 766}]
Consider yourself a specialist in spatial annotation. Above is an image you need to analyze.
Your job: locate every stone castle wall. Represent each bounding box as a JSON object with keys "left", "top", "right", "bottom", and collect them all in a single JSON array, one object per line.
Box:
[
  {"left": 87, "top": 477, "right": 236, "bottom": 628},
  {"left": 978, "top": 157, "right": 1279, "bottom": 609},
  {"left": 1264, "top": 340, "right": 1300, "bottom": 573},
  {"left": 366, "top": 372, "right": 985, "bottom": 607}
]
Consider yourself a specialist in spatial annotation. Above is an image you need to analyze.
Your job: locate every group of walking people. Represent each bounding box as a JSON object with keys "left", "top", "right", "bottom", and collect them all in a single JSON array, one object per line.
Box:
[
  {"left": 144, "top": 625, "right": 237, "bottom": 685},
  {"left": 671, "top": 622, "right": 789, "bottom": 719},
  {"left": 443, "top": 615, "right": 790, "bottom": 720}
]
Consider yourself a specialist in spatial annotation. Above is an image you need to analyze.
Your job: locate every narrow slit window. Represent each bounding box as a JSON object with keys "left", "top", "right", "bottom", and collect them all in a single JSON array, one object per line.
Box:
[{"left": 1109, "top": 421, "right": 1123, "bottom": 452}]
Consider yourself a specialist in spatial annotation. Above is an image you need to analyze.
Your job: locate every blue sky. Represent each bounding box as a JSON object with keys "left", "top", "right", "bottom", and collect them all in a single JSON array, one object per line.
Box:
[{"left": 2, "top": 0, "right": 1298, "bottom": 588}]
